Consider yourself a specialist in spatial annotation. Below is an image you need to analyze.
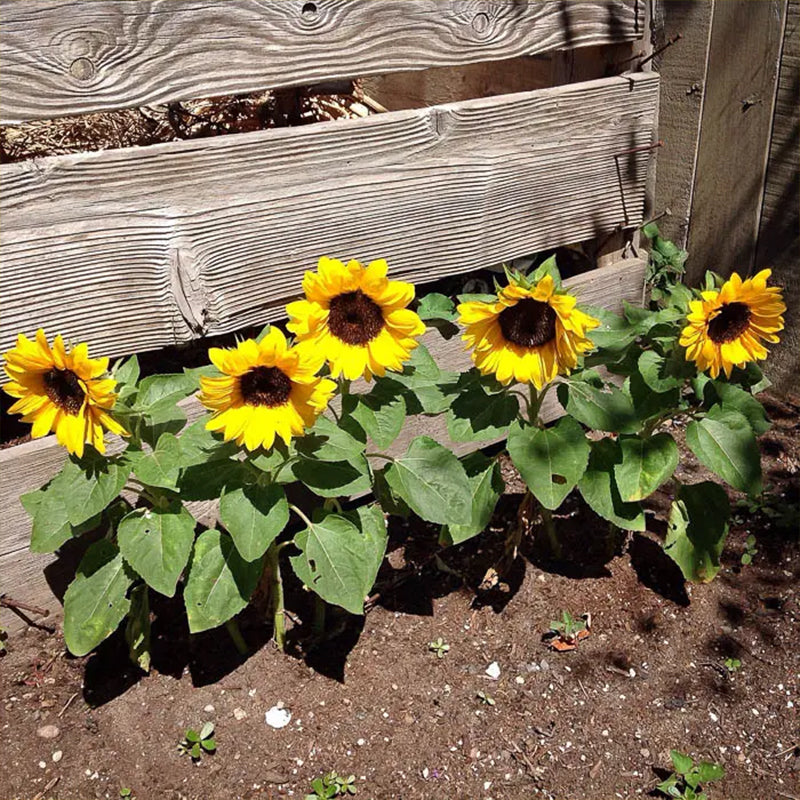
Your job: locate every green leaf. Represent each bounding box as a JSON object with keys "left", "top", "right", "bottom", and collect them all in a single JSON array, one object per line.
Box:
[
  {"left": 507, "top": 417, "right": 589, "bottom": 510},
  {"left": 638, "top": 350, "right": 685, "bottom": 392},
  {"left": 695, "top": 762, "right": 724, "bottom": 783},
  {"left": 614, "top": 433, "right": 679, "bottom": 502},
  {"left": 177, "top": 459, "right": 249, "bottom": 501},
  {"left": 372, "top": 466, "right": 411, "bottom": 517},
  {"left": 557, "top": 380, "right": 639, "bottom": 434},
  {"left": 578, "top": 439, "right": 645, "bottom": 530},
  {"left": 118, "top": 502, "right": 196, "bottom": 597},
  {"left": 703, "top": 381, "right": 771, "bottom": 435},
  {"left": 686, "top": 408, "right": 762, "bottom": 495},
  {"left": 291, "top": 456, "right": 372, "bottom": 498},
  {"left": 183, "top": 529, "right": 263, "bottom": 633},
  {"left": 22, "top": 489, "right": 100, "bottom": 553},
  {"left": 63, "top": 540, "right": 135, "bottom": 656},
  {"left": 670, "top": 750, "right": 694, "bottom": 776},
  {"left": 190, "top": 742, "right": 202, "bottom": 759},
  {"left": 383, "top": 436, "right": 472, "bottom": 525},
  {"left": 178, "top": 418, "right": 239, "bottom": 466},
  {"left": 125, "top": 584, "right": 151, "bottom": 672},
  {"left": 199, "top": 721, "right": 215, "bottom": 740},
  {"left": 132, "top": 432, "right": 184, "bottom": 490},
  {"left": 584, "top": 305, "right": 639, "bottom": 352},
  {"left": 344, "top": 380, "right": 406, "bottom": 450},
  {"left": 220, "top": 482, "right": 289, "bottom": 561},
  {"left": 443, "top": 453, "right": 503, "bottom": 545},
  {"left": 446, "top": 380, "right": 518, "bottom": 443},
  {"left": 528, "top": 253, "right": 561, "bottom": 287},
  {"left": 389, "top": 345, "right": 458, "bottom": 415},
  {"left": 290, "top": 505, "right": 388, "bottom": 615},
  {"left": 185, "top": 729, "right": 200, "bottom": 743},
  {"left": 626, "top": 372, "right": 681, "bottom": 423},
  {"left": 417, "top": 292, "right": 457, "bottom": 322},
  {"left": 295, "top": 415, "right": 366, "bottom": 463},
  {"left": 135, "top": 374, "right": 196, "bottom": 408},
  {"left": 664, "top": 481, "right": 730, "bottom": 583},
  {"left": 114, "top": 355, "right": 140, "bottom": 388}
]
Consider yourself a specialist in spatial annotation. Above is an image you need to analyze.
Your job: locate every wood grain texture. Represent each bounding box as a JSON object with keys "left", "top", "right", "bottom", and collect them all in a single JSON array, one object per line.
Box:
[
  {"left": 1, "top": 72, "right": 659, "bottom": 370},
  {"left": 0, "top": 257, "right": 646, "bottom": 633},
  {"left": 756, "top": 0, "right": 799, "bottom": 393},
  {"left": 686, "top": 0, "right": 787, "bottom": 284},
  {"left": 0, "top": 0, "right": 642, "bottom": 123},
  {"left": 651, "top": 0, "right": 713, "bottom": 247}
]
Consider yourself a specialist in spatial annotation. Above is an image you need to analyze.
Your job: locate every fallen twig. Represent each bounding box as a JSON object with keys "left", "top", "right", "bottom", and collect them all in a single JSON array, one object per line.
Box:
[
  {"left": 32, "top": 776, "right": 59, "bottom": 800},
  {"left": 58, "top": 691, "right": 79, "bottom": 718}
]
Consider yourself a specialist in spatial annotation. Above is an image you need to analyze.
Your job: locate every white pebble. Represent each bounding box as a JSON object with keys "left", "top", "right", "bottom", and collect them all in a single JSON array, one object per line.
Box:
[
  {"left": 52, "top": 750, "right": 63, "bottom": 763},
  {"left": 357, "top": 738, "right": 366, "bottom": 746},
  {"left": 233, "top": 707, "right": 247, "bottom": 721},
  {"left": 38, "top": 761, "right": 46, "bottom": 769},
  {"left": 204, "top": 704, "right": 215, "bottom": 713},
  {"left": 485, "top": 662, "right": 501, "bottom": 680},
  {"left": 422, "top": 767, "right": 429, "bottom": 779},
  {"left": 265, "top": 706, "right": 292, "bottom": 729}
]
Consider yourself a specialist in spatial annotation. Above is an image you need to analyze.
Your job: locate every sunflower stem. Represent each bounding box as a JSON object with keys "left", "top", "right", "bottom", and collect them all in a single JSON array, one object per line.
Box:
[
  {"left": 324, "top": 498, "right": 343, "bottom": 514},
  {"left": 539, "top": 504, "right": 562, "bottom": 560},
  {"left": 225, "top": 618, "right": 249, "bottom": 656},
  {"left": 289, "top": 503, "right": 315, "bottom": 530},
  {"left": 265, "top": 541, "right": 287, "bottom": 651},
  {"left": 366, "top": 452, "right": 395, "bottom": 463},
  {"left": 271, "top": 455, "right": 300, "bottom": 482}
]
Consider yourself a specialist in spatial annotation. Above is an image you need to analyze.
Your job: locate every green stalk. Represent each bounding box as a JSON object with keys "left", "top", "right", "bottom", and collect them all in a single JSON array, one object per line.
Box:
[
  {"left": 225, "top": 618, "right": 248, "bottom": 656},
  {"left": 539, "top": 504, "right": 562, "bottom": 559},
  {"left": 265, "top": 541, "right": 286, "bottom": 651}
]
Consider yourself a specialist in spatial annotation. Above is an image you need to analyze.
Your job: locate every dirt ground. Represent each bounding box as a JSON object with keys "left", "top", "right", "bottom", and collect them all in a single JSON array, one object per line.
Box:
[{"left": 2, "top": 394, "right": 798, "bottom": 800}]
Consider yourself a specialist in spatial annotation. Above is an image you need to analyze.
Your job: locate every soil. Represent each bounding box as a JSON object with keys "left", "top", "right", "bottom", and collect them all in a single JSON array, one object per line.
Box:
[{"left": 1, "top": 394, "right": 798, "bottom": 800}]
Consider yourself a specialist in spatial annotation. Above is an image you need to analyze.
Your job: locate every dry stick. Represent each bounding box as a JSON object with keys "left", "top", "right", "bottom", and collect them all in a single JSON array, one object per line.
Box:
[
  {"left": 637, "top": 33, "right": 683, "bottom": 69},
  {"left": 32, "top": 776, "right": 59, "bottom": 800},
  {"left": 58, "top": 691, "right": 79, "bottom": 718},
  {"left": 0, "top": 595, "right": 49, "bottom": 617}
]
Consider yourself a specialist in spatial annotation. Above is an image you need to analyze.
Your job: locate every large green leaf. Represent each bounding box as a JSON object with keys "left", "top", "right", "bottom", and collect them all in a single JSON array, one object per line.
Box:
[
  {"left": 703, "top": 381, "right": 771, "bottom": 435},
  {"left": 21, "top": 489, "right": 100, "bottom": 553},
  {"left": 219, "top": 482, "right": 289, "bottom": 561},
  {"left": 344, "top": 380, "right": 407, "bottom": 450},
  {"left": 125, "top": 584, "right": 151, "bottom": 672},
  {"left": 295, "top": 415, "right": 366, "bottom": 462},
  {"left": 135, "top": 373, "right": 196, "bottom": 407},
  {"left": 290, "top": 505, "right": 388, "bottom": 615},
  {"left": 178, "top": 418, "right": 239, "bottom": 466},
  {"left": 446, "top": 380, "right": 518, "bottom": 443},
  {"left": 638, "top": 350, "right": 685, "bottom": 392},
  {"left": 664, "top": 481, "right": 730, "bottom": 582},
  {"left": 132, "top": 432, "right": 184, "bottom": 490},
  {"left": 626, "top": 372, "right": 681, "bottom": 423},
  {"left": 63, "top": 540, "right": 135, "bottom": 656},
  {"left": 417, "top": 292, "right": 457, "bottom": 322},
  {"left": 389, "top": 345, "right": 458, "bottom": 414},
  {"left": 686, "top": 408, "right": 762, "bottom": 495},
  {"left": 443, "top": 453, "right": 504, "bottom": 545},
  {"left": 507, "top": 417, "right": 589, "bottom": 510},
  {"left": 383, "top": 436, "right": 472, "bottom": 525},
  {"left": 291, "top": 456, "right": 372, "bottom": 498},
  {"left": 578, "top": 439, "right": 645, "bottom": 530},
  {"left": 614, "top": 433, "right": 679, "bottom": 502},
  {"left": 177, "top": 459, "right": 249, "bottom": 501},
  {"left": 557, "top": 380, "right": 639, "bottom": 434},
  {"left": 118, "top": 502, "right": 196, "bottom": 597},
  {"left": 584, "top": 305, "right": 638, "bottom": 352},
  {"left": 183, "top": 529, "right": 264, "bottom": 633}
]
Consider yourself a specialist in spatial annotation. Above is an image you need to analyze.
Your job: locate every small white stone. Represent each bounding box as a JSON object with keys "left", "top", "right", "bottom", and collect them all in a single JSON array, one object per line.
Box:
[
  {"left": 484, "top": 780, "right": 492, "bottom": 790},
  {"left": 788, "top": 701, "right": 794, "bottom": 708},
  {"left": 422, "top": 767, "right": 429, "bottom": 779},
  {"left": 38, "top": 761, "right": 47, "bottom": 769},
  {"left": 515, "top": 676, "right": 525, "bottom": 685},
  {"left": 485, "top": 662, "right": 501, "bottom": 680},
  {"left": 204, "top": 704, "right": 215, "bottom": 713},
  {"left": 233, "top": 707, "right": 247, "bottom": 721},
  {"left": 265, "top": 706, "right": 292, "bottom": 729},
  {"left": 709, "top": 712, "right": 719, "bottom": 722},
  {"left": 248, "top": 689, "right": 257, "bottom": 697},
  {"left": 52, "top": 750, "right": 63, "bottom": 763},
  {"left": 357, "top": 738, "right": 366, "bottom": 746}
]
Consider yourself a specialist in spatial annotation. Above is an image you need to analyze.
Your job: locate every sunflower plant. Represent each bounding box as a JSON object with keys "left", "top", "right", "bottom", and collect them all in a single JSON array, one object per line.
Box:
[{"left": 6, "top": 257, "right": 483, "bottom": 663}]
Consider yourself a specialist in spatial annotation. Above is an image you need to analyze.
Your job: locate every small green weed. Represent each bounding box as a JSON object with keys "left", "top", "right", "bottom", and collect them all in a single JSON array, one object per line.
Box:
[
  {"left": 740, "top": 534, "right": 758, "bottom": 566},
  {"left": 428, "top": 637, "right": 450, "bottom": 658},
  {"left": 119, "top": 789, "right": 137, "bottom": 800},
  {"left": 476, "top": 689, "right": 495, "bottom": 706},
  {"left": 177, "top": 722, "right": 216, "bottom": 761},
  {"left": 305, "top": 771, "right": 357, "bottom": 799},
  {"left": 723, "top": 657, "right": 741, "bottom": 673},
  {"left": 656, "top": 750, "right": 725, "bottom": 799},
  {"left": 549, "top": 611, "right": 587, "bottom": 643}
]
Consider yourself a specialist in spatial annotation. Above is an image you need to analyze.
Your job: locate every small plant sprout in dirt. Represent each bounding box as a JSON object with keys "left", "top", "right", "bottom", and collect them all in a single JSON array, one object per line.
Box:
[
  {"left": 119, "top": 789, "right": 136, "bottom": 800},
  {"left": 476, "top": 689, "right": 496, "bottom": 706},
  {"left": 428, "top": 637, "right": 450, "bottom": 658},
  {"left": 656, "top": 750, "right": 725, "bottom": 799},
  {"left": 740, "top": 534, "right": 758, "bottom": 565},
  {"left": 177, "top": 722, "right": 216, "bottom": 761},
  {"left": 724, "top": 657, "right": 742, "bottom": 674},
  {"left": 305, "top": 771, "right": 357, "bottom": 799},
  {"left": 544, "top": 611, "right": 591, "bottom": 651}
]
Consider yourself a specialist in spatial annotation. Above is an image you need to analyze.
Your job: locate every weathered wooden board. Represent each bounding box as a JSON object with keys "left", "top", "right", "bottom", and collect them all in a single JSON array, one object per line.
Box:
[
  {"left": 651, "top": 0, "right": 714, "bottom": 248},
  {"left": 0, "top": 257, "right": 646, "bottom": 633},
  {"left": 0, "top": 0, "right": 642, "bottom": 124},
  {"left": 686, "top": 0, "right": 787, "bottom": 284},
  {"left": 756, "top": 0, "right": 799, "bottom": 393},
  {"left": 1, "top": 72, "right": 659, "bottom": 371}
]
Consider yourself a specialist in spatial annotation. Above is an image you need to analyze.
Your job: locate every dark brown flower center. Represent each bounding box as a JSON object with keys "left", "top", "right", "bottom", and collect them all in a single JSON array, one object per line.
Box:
[
  {"left": 327, "top": 290, "right": 385, "bottom": 345},
  {"left": 43, "top": 368, "right": 85, "bottom": 415},
  {"left": 239, "top": 366, "right": 292, "bottom": 407},
  {"left": 707, "top": 301, "right": 752, "bottom": 344},
  {"left": 498, "top": 298, "right": 558, "bottom": 348}
]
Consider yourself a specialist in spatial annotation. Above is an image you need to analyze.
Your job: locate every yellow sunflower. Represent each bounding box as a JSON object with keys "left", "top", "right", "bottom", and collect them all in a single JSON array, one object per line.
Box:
[
  {"left": 457, "top": 273, "right": 599, "bottom": 389},
  {"left": 199, "top": 327, "right": 335, "bottom": 451},
  {"left": 3, "top": 329, "right": 127, "bottom": 458},
  {"left": 680, "top": 269, "right": 785, "bottom": 379},
  {"left": 286, "top": 257, "right": 426, "bottom": 381}
]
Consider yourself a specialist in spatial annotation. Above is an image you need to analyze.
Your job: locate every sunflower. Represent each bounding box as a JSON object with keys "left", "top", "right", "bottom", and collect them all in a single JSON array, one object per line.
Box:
[
  {"left": 3, "top": 329, "right": 127, "bottom": 457},
  {"left": 286, "top": 257, "right": 426, "bottom": 381},
  {"left": 680, "top": 269, "right": 785, "bottom": 379},
  {"left": 457, "top": 273, "right": 599, "bottom": 389},
  {"left": 199, "top": 327, "right": 335, "bottom": 451}
]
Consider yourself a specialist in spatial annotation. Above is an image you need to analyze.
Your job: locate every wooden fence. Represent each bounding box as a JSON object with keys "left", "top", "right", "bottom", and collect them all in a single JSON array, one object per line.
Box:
[{"left": 0, "top": 0, "right": 658, "bottom": 633}]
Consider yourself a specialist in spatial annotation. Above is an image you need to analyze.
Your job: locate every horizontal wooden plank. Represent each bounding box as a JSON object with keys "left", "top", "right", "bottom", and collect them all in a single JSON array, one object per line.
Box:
[
  {"left": 0, "top": 257, "right": 646, "bottom": 634},
  {"left": 1, "top": 72, "right": 660, "bottom": 370},
  {"left": 0, "top": 0, "right": 642, "bottom": 123}
]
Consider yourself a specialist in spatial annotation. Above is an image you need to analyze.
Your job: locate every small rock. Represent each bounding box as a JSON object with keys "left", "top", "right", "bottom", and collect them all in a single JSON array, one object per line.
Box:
[
  {"left": 422, "top": 767, "right": 429, "bottom": 779},
  {"left": 357, "top": 738, "right": 366, "bottom": 746},
  {"left": 37, "top": 724, "right": 59, "bottom": 740},
  {"left": 485, "top": 662, "right": 501, "bottom": 680},
  {"left": 52, "top": 750, "right": 63, "bottom": 763},
  {"left": 265, "top": 706, "right": 292, "bottom": 729},
  {"left": 38, "top": 761, "right": 46, "bottom": 769},
  {"left": 204, "top": 704, "right": 215, "bottom": 713},
  {"left": 233, "top": 707, "right": 247, "bottom": 721}
]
